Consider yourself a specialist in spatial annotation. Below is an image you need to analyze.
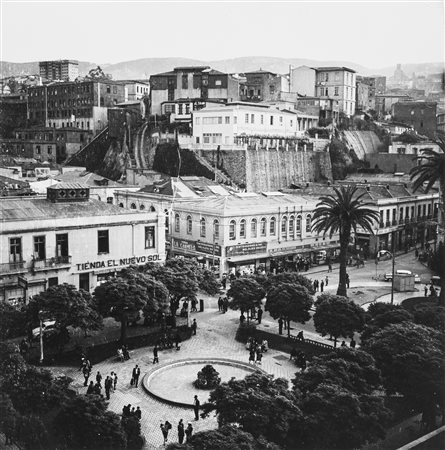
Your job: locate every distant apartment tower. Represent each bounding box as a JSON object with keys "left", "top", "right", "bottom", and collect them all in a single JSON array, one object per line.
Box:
[
  {"left": 149, "top": 66, "right": 241, "bottom": 115},
  {"left": 314, "top": 67, "right": 356, "bottom": 117},
  {"left": 39, "top": 60, "right": 79, "bottom": 82}
]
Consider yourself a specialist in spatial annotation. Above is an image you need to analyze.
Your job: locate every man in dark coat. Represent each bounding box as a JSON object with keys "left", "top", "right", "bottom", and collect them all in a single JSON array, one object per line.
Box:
[
  {"left": 178, "top": 419, "right": 185, "bottom": 444},
  {"left": 132, "top": 365, "right": 141, "bottom": 387},
  {"left": 257, "top": 307, "right": 263, "bottom": 324},
  {"left": 153, "top": 345, "right": 159, "bottom": 364},
  {"left": 193, "top": 395, "right": 200, "bottom": 420},
  {"left": 104, "top": 376, "right": 112, "bottom": 400}
]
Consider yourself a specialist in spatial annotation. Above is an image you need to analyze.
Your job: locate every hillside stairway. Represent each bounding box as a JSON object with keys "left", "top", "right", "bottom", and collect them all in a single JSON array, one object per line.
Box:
[
  {"left": 191, "top": 150, "right": 238, "bottom": 187},
  {"left": 342, "top": 131, "right": 382, "bottom": 160}
]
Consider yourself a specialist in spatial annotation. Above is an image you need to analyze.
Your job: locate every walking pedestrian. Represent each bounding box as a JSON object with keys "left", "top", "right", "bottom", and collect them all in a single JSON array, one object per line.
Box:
[
  {"left": 346, "top": 273, "right": 350, "bottom": 289},
  {"left": 193, "top": 395, "right": 200, "bottom": 420},
  {"left": 325, "top": 275, "right": 329, "bottom": 286},
  {"left": 132, "top": 365, "right": 141, "bottom": 387},
  {"left": 153, "top": 345, "right": 159, "bottom": 364},
  {"left": 424, "top": 285, "right": 428, "bottom": 297},
  {"left": 160, "top": 422, "right": 169, "bottom": 446},
  {"left": 257, "top": 306, "right": 263, "bottom": 324},
  {"left": 350, "top": 338, "right": 356, "bottom": 348},
  {"left": 104, "top": 376, "right": 112, "bottom": 400},
  {"left": 320, "top": 280, "right": 324, "bottom": 292},
  {"left": 278, "top": 317, "right": 283, "bottom": 335},
  {"left": 223, "top": 297, "right": 229, "bottom": 313},
  {"left": 178, "top": 419, "right": 185, "bottom": 444},
  {"left": 135, "top": 406, "right": 141, "bottom": 420},
  {"left": 191, "top": 319, "right": 197, "bottom": 335},
  {"left": 191, "top": 298, "right": 198, "bottom": 312},
  {"left": 96, "top": 371, "right": 102, "bottom": 387},
  {"left": 328, "top": 263, "right": 332, "bottom": 272},
  {"left": 296, "top": 331, "right": 305, "bottom": 342},
  {"left": 218, "top": 297, "right": 223, "bottom": 311},
  {"left": 86, "top": 381, "right": 94, "bottom": 395},
  {"left": 185, "top": 423, "right": 193, "bottom": 443},
  {"left": 82, "top": 365, "right": 91, "bottom": 386},
  {"left": 341, "top": 340, "right": 347, "bottom": 347},
  {"left": 256, "top": 349, "right": 263, "bottom": 365},
  {"left": 249, "top": 349, "right": 255, "bottom": 364},
  {"left": 112, "top": 372, "right": 118, "bottom": 390}
]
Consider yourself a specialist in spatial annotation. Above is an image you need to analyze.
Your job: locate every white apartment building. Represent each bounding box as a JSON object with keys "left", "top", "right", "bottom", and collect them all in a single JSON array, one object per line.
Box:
[
  {"left": 0, "top": 184, "right": 165, "bottom": 305},
  {"left": 192, "top": 102, "right": 318, "bottom": 147},
  {"left": 388, "top": 141, "right": 440, "bottom": 155},
  {"left": 315, "top": 67, "right": 356, "bottom": 117}
]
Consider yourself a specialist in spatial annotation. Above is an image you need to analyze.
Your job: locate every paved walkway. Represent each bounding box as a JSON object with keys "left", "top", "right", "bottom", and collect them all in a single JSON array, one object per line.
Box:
[{"left": 48, "top": 295, "right": 299, "bottom": 449}]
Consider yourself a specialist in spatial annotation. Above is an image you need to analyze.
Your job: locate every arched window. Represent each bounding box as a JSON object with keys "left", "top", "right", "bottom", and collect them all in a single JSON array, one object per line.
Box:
[
  {"left": 175, "top": 213, "right": 180, "bottom": 232},
  {"left": 150, "top": 206, "right": 156, "bottom": 212},
  {"left": 296, "top": 215, "right": 302, "bottom": 234},
  {"left": 213, "top": 219, "right": 219, "bottom": 239},
  {"left": 306, "top": 214, "right": 312, "bottom": 233},
  {"left": 240, "top": 219, "right": 246, "bottom": 238},
  {"left": 187, "top": 215, "right": 192, "bottom": 234},
  {"left": 200, "top": 218, "right": 206, "bottom": 238},
  {"left": 281, "top": 216, "right": 287, "bottom": 237},
  {"left": 130, "top": 203, "right": 136, "bottom": 209},
  {"left": 251, "top": 218, "right": 257, "bottom": 238},
  {"left": 270, "top": 217, "right": 276, "bottom": 236},
  {"left": 289, "top": 215, "right": 295, "bottom": 239},
  {"left": 260, "top": 217, "right": 267, "bottom": 236},
  {"left": 118, "top": 202, "right": 124, "bottom": 208},
  {"left": 229, "top": 220, "right": 236, "bottom": 240},
  {"left": 139, "top": 204, "right": 145, "bottom": 210}
]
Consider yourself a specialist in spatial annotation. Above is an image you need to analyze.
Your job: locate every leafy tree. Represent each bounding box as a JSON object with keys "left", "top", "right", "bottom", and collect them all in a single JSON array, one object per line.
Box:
[
  {"left": 27, "top": 284, "right": 103, "bottom": 344},
  {"left": 202, "top": 372, "right": 300, "bottom": 447},
  {"left": 266, "top": 283, "right": 313, "bottom": 337},
  {"left": 227, "top": 279, "right": 265, "bottom": 322},
  {"left": 293, "top": 348, "right": 383, "bottom": 396},
  {"left": 166, "top": 425, "right": 281, "bottom": 450},
  {"left": 263, "top": 272, "right": 314, "bottom": 295},
  {"left": 121, "top": 267, "right": 169, "bottom": 324},
  {"left": 95, "top": 277, "right": 147, "bottom": 344},
  {"left": 0, "top": 342, "right": 27, "bottom": 384},
  {"left": 0, "top": 302, "right": 26, "bottom": 339},
  {"left": 363, "top": 322, "right": 445, "bottom": 414},
  {"left": 410, "top": 304, "right": 445, "bottom": 332},
  {"left": 121, "top": 415, "right": 144, "bottom": 450},
  {"left": 197, "top": 268, "right": 221, "bottom": 296},
  {"left": 313, "top": 294, "right": 365, "bottom": 347},
  {"left": 410, "top": 141, "right": 445, "bottom": 303},
  {"left": 312, "top": 186, "right": 379, "bottom": 296},
  {"left": 16, "top": 414, "right": 49, "bottom": 450},
  {"left": 53, "top": 395, "right": 127, "bottom": 450},
  {"left": 297, "top": 383, "right": 389, "bottom": 450}
]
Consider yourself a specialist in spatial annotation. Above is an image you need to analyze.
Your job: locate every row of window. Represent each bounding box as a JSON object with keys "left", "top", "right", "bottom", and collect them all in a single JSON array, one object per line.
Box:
[
  {"left": 196, "top": 114, "right": 293, "bottom": 127},
  {"left": 7, "top": 227, "right": 156, "bottom": 262},
  {"left": 380, "top": 203, "right": 436, "bottom": 224},
  {"left": 174, "top": 214, "right": 312, "bottom": 239}
]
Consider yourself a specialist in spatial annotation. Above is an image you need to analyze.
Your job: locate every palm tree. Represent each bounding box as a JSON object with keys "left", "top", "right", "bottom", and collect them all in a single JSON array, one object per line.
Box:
[
  {"left": 312, "top": 185, "right": 380, "bottom": 297},
  {"left": 410, "top": 140, "right": 445, "bottom": 303}
]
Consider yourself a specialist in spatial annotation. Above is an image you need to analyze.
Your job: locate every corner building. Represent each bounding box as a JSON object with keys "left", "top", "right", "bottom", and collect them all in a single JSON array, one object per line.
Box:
[{"left": 0, "top": 183, "right": 165, "bottom": 305}]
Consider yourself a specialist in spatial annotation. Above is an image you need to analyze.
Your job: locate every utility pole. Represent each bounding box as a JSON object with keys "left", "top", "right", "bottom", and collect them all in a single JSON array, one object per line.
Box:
[{"left": 390, "top": 231, "right": 395, "bottom": 305}]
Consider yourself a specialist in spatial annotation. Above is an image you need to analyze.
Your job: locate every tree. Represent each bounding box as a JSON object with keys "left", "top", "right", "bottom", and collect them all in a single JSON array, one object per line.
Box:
[
  {"left": 197, "top": 268, "right": 221, "bottom": 296},
  {"left": 53, "top": 395, "right": 127, "bottom": 450},
  {"left": 28, "top": 284, "right": 103, "bottom": 344},
  {"left": 266, "top": 283, "right": 313, "bottom": 337},
  {"left": 227, "top": 279, "right": 265, "bottom": 322},
  {"left": 313, "top": 294, "right": 365, "bottom": 347},
  {"left": 202, "top": 372, "right": 300, "bottom": 447},
  {"left": 297, "top": 383, "right": 389, "bottom": 450},
  {"left": 16, "top": 414, "right": 49, "bottom": 450},
  {"left": 312, "top": 185, "right": 379, "bottom": 296},
  {"left": 121, "top": 415, "right": 144, "bottom": 450},
  {"left": 410, "top": 141, "right": 445, "bottom": 303},
  {"left": 0, "top": 302, "right": 26, "bottom": 339},
  {"left": 293, "top": 348, "right": 383, "bottom": 396},
  {"left": 263, "top": 272, "right": 314, "bottom": 295},
  {"left": 95, "top": 277, "right": 147, "bottom": 344},
  {"left": 363, "top": 322, "right": 445, "bottom": 415},
  {"left": 166, "top": 425, "right": 281, "bottom": 450}
]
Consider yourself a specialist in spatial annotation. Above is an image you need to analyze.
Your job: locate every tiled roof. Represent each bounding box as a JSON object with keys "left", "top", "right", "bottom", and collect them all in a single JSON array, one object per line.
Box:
[{"left": 54, "top": 171, "right": 128, "bottom": 188}]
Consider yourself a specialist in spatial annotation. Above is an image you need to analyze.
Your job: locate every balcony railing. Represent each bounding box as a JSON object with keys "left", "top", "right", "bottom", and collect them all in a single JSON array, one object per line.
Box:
[
  {"left": 0, "top": 261, "right": 26, "bottom": 274},
  {"left": 32, "top": 256, "right": 71, "bottom": 270}
]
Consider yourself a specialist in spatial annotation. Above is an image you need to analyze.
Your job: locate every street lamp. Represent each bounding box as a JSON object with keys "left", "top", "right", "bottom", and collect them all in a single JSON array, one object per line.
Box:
[
  {"left": 38, "top": 310, "right": 44, "bottom": 364},
  {"left": 390, "top": 230, "right": 396, "bottom": 305}
]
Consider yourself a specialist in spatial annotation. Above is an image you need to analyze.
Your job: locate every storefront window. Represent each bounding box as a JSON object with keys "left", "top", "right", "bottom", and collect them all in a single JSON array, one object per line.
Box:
[
  {"left": 270, "top": 217, "right": 276, "bottom": 236},
  {"left": 200, "top": 218, "right": 206, "bottom": 237},
  {"left": 260, "top": 218, "right": 267, "bottom": 236},
  {"left": 251, "top": 218, "right": 257, "bottom": 238},
  {"left": 229, "top": 220, "right": 236, "bottom": 240}
]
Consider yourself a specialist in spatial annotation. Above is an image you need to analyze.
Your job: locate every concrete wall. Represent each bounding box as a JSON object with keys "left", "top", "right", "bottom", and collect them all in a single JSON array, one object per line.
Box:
[{"left": 366, "top": 153, "right": 417, "bottom": 173}]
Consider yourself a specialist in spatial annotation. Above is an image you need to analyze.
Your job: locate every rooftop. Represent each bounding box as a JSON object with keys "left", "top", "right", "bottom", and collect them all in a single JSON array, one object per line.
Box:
[
  {"left": 53, "top": 171, "right": 132, "bottom": 188},
  {"left": 314, "top": 66, "right": 356, "bottom": 73}
]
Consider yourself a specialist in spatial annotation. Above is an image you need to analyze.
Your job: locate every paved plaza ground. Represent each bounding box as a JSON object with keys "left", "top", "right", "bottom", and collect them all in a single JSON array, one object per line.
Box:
[{"left": 46, "top": 250, "right": 434, "bottom": 449}]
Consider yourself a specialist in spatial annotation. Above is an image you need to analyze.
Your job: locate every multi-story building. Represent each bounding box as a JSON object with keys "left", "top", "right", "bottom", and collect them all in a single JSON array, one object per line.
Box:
[
  {"left": 296, "top": 96, "right": 340, "bottom": 124},
  {"left": 289, "top": 66, "right": 316, "bottom": 97},
  {"left": 191, "top": 102, "right": 318, "bottom": 148},
  {"left": 437, "top": 111, "right": 445, "bottom": 133},
  {"left": 27, "top": 80, "right": 127, "bottom": 133},
  {"left": 240, "top": 70, "right": 290, "bottom": 102},
  {"left": 356, "top": 76, "right": 386, "bottom": 110},
  {"left": 0, "top": 93, "right": 28, "bottom": 139},
  {"left": 388, "top": 140, "right": 440, "bottom": 155},
  {"left": 39, "top": 60, "right": 79, "bottom": 82},
  {"left": 0, "top": 183, "right": 165, "bottom": 304},
  {"left": 392, "top": 101, "right": 437, "bottom": 139},
  {"left": 121, "top": 81, "right": 149, "bottom": 101},
  {"left": 314, "top": 67, "right": 356, "bottom": 117},
  {"left": 150, "top": 66, "right": 241, "bottom": 115},
  {"left": 375, "top": 94, "right": 412, "bottom": 116},
  {"left": 355, "top": 81, "right": 371, "bottom": 111}
]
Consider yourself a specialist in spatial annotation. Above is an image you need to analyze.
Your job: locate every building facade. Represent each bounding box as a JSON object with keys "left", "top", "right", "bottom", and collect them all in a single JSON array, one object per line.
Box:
[
  {"left": 356, "top": 76, "right": 387, "bottom": 110},
  {"left": 388, "top": 140, "right": 440, "bottom": 155},
  {"left": 240, "top": 70, "right": 290, "bottom": 103},
  {"left": 28, "top": 81, "right": 128, "bottom": 133},
  {"left": 150, "top": 66, "right": 241, "bottom": 115},
  {"left": 289, "top": 66, "right": 316, "bottom": 97},
  {"left": 0, "top": 184, "right": 165, "bottom": 305},
  {"left": 39, "top": 60, "right": 79, "bottom": 82},
  {"left": 314, "top": 67, "right": 356, "bottom": 116},
  {"left": 375, "top": 94, "right": 412, "bottom": 116},
  {"left": 392, "top": 101, "right": 437, "bottom": 138},
  {"left": 192, "top": 102, "right": 318, "bottom": 147}
]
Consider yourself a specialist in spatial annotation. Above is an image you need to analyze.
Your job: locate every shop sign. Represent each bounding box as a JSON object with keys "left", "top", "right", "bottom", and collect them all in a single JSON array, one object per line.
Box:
[
  {"left": 76, "top": 254, "right": 161, "bottom": 271},
  {"left": 17, "top": 275, "right": 28, "bottom": 290},
  {"left": 269, "top": 245, "right": 301, "bottom": 254},
  {"left": 172, "top": 238, "right": 221, "bottom": 257},
  {"left": 226, "top": 242, "right": 267, "bottom": 257}
]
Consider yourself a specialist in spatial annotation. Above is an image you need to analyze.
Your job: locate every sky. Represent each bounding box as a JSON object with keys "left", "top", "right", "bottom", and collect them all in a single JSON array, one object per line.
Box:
[{"left": 1, "top": 0, "right": 444, "bottom": 70}]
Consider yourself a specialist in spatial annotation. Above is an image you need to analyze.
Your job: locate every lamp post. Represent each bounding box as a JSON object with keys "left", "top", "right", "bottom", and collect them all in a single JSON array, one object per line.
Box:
[
  {"left": 390, "top": 231, "right": 396, "bottom": 305},
  {"left": 38, "top": 310, "right": 44, "bottom": 364}
]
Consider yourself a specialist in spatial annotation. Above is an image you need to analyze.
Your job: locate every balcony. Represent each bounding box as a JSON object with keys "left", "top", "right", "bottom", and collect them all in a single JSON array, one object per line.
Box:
[
  {"left": 0, "top": 261, "right": 27, "bottom": 275},
  {"left": 32, "top": 256, "right": 71, "bottom": 271}
]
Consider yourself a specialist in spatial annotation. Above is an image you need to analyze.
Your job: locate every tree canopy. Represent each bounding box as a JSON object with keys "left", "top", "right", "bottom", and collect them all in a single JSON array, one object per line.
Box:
[
  {"left": 227, "top": 278, "right": 265, "bottom": 322},
  {"left": 262, "top": 272, "right": 314, "bottom": 295},
  {"left": 313, "top": 294, "right": 365, "bottom": 346},
  {"left": 312, "top": 185, "right": 379, "bottom": 296},
  {"left": 266, "top": 282, "right": 313, "bottom": 337}
]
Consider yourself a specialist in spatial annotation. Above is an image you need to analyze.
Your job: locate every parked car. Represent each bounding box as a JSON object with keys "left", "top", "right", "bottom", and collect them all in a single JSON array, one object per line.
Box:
[
  {"left": 431, "top": 276, "right": 441, "bottom": 286},
  {"left": 384, "top": 269, "right": 421, "bottom": 283},
  {"left": 377, "top": 250, "right": 392, "bottom": 261},
  {"left": 31, "top": 320, "right": 57, "bottom": 340}
]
